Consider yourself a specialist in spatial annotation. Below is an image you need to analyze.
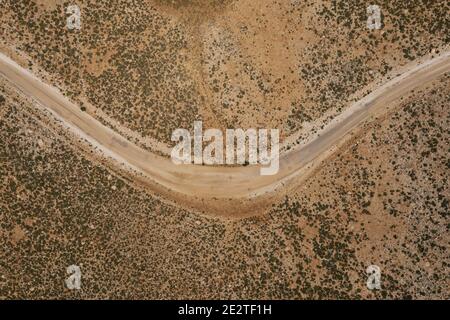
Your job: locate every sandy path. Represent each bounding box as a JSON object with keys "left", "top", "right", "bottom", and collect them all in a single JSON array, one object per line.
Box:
[{"left": 1, "top": 51, "right": 449, "bottom": 213}]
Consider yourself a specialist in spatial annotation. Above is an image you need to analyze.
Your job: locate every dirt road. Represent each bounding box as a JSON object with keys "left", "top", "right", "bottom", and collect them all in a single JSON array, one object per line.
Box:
[{"left": 1, "top": 51, "right": 449, "bottom": 215}]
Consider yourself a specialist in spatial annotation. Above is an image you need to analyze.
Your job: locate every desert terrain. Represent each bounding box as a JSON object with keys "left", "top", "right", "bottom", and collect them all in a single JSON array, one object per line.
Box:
[{"left": 0, "top": 0, "right": 448, "bottom": 299}]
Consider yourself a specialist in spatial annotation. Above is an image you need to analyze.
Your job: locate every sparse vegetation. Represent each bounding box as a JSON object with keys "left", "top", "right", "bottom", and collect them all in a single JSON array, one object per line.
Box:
[{"left": 0, "top": 0, "right": 448, "bottom": 299}]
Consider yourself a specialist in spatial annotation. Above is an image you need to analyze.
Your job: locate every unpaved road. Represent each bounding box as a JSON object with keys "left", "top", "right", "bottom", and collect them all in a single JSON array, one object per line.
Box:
[{"left": 1, "top": 51, "right": 449, "bottom": 211}]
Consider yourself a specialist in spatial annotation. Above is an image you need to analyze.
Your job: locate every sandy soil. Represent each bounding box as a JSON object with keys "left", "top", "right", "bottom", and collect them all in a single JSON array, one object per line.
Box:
[{"left": 1, "top": 50, "right": 449, "bottom": 217}]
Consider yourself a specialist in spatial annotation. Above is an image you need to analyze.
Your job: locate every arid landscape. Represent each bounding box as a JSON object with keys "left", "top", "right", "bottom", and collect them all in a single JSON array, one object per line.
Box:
[{"left": 0, "top": 0, "right": 449, "bottom": 299}]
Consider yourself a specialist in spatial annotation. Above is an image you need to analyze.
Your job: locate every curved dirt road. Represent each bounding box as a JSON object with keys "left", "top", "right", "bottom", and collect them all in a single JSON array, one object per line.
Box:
[{"left": 1, "top": 51, "right": 449, "bottom": 213}]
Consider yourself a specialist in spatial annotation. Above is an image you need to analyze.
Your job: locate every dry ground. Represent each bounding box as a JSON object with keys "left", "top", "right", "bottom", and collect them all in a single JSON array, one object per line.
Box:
[
  {"left": 0, "top": 0, "right": 448, "bottom": 299},
  {"left": 1, "top": 0, "right": 448, "bottom": 151},
  {"left": 0, "top": 74, "right": 448, "bottom": 299}
]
